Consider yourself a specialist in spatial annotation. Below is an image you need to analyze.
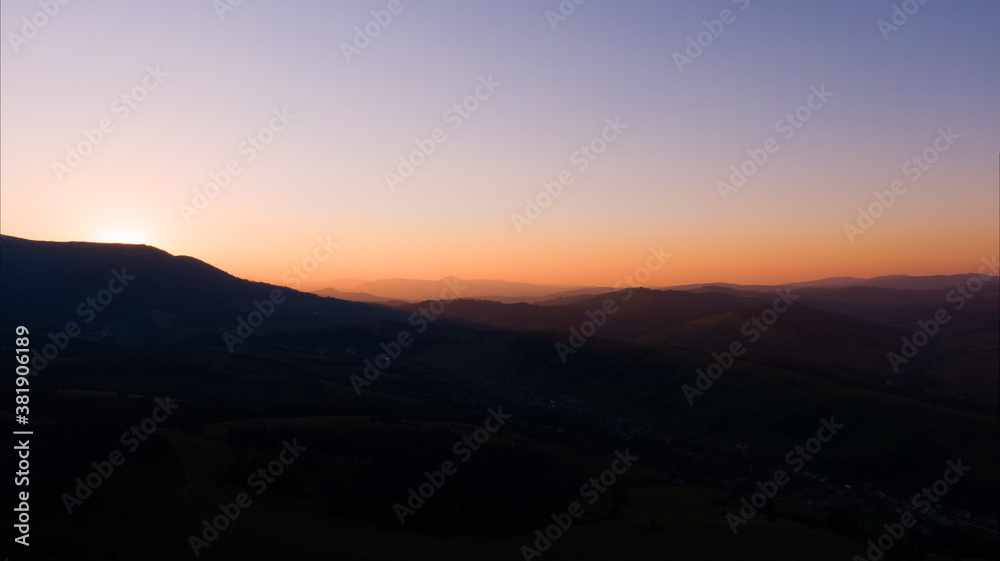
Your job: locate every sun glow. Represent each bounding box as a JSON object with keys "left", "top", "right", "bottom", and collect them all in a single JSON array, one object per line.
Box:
[{"left": 94, "top": 226, "right": 150, "bottom": 245}]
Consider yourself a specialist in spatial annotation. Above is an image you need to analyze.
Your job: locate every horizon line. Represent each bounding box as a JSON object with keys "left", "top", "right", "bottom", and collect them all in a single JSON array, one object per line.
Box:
[{"left": 3, "top": 233, "right": 997, "bottom": 289}]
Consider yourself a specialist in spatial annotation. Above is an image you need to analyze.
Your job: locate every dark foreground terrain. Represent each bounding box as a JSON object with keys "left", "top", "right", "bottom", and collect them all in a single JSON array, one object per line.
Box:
[{"left": 3, "top": 236, "right": 998, "bottom": 560}]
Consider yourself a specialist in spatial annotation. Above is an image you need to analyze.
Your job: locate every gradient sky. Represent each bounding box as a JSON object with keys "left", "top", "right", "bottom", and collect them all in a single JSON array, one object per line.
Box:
[{"left": 2, "top": 0, "right": 998, "bottom": 288}]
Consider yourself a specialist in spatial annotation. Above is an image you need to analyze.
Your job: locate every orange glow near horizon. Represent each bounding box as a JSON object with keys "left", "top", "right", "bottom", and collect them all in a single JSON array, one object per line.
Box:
[
  {"left": 3, "top": 224, "right": 993, "bottom": 290},
  {"left": 1, "top": 3, "right": 998, "bottom": 292}
]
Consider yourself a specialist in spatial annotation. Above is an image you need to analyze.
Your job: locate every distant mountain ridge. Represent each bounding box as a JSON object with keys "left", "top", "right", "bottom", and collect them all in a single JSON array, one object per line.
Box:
[
  {"left": 669, "top": 273, "right": 999, "bottom": 293},
  {"left": 307, "top": 273, "right": 998, "bottom": 303},
  {"left": 309, "top": 276, "right": 612, "bottom": 304}
]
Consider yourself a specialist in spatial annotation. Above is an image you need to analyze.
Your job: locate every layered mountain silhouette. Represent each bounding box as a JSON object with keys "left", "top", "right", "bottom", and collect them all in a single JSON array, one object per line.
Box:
[
  {"left": 308, "top": 273, "right": 998, "bottom": 304},
  {"left": 3, "top": 236, "right": 998, "bottom": 560},
  {"left": 3, "top": 235, "right": 995, "bottom": 396},
  {"left": 4, "top": 235, "right": 995, "bottom": 355}
]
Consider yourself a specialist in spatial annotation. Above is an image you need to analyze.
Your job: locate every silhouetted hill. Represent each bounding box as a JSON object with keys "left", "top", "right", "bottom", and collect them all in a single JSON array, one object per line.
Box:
[
  {"left": 794, "top": 285, "right": 1000, "bottom": 325},
  {"left": 314, "top": 287, "right": 410, "bottom": 305},
  {"left": 305, "top": 272, "right": 999, "bottom": 305},
  {"left": 667, "top": 273, "right": 999, "bottom": 292},
  {"left": 397, "top": 288, "right": 909, "bottom": 378},
  {"left": 0, "top": 235, "right": 399, "bottom": 338}
]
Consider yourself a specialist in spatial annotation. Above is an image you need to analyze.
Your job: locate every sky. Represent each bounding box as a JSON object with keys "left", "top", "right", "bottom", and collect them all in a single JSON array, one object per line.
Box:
[{"left": 1, "top": 0, "right": 998, "bottom": 288}]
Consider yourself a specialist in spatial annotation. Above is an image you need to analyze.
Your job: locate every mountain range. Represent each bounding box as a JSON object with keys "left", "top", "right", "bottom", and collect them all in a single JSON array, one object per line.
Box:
[
  {"left": 3, "top": 234, "right": 996, "bottom": 401},
  {"left": 2, "top": 234, "right": 997, "bottom": 560},
  {"left": 307, "top": 273, "right": 998, "bottom": 303}
]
